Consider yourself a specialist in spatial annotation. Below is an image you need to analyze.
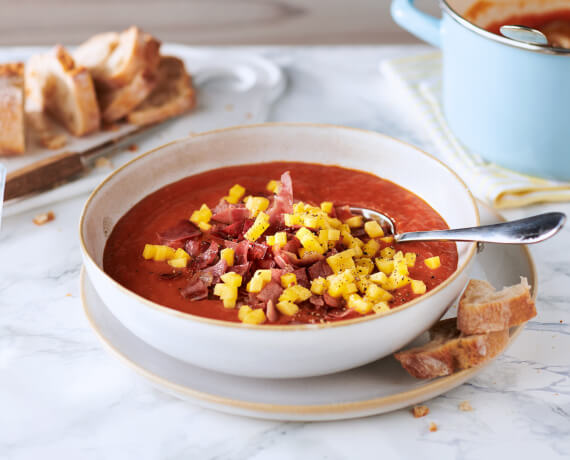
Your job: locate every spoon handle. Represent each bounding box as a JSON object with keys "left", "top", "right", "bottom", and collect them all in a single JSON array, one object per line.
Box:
[{"left": 395, "top": 212, "right": 566, "bottom": 244}]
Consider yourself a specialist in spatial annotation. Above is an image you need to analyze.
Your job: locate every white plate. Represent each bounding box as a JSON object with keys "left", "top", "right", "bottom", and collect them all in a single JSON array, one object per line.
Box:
[{"left": 80, "top": 203, "right": 536, "bottom": 421}]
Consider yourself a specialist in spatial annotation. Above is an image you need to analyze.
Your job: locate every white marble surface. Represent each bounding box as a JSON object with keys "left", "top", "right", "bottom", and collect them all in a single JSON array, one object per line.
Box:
[{"left": 1, "top": 46, "right": 569, "bottom": 459}]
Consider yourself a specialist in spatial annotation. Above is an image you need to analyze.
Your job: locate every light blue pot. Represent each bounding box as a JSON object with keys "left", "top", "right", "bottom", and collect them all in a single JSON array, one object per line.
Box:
[{"left": 391, "top": 0, "right": 570, "bottom": 181}]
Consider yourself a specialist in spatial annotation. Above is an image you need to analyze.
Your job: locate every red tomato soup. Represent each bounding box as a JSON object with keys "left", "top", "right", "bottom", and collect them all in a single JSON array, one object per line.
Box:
[{"left": 103, "top": 162, "right": 458, "bottom": 325}]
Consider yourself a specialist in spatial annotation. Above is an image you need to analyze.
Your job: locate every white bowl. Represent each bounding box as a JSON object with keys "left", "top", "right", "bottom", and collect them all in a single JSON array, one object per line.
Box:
[{"left": 80, "top": 123, "right": 479, "bottom": 379}]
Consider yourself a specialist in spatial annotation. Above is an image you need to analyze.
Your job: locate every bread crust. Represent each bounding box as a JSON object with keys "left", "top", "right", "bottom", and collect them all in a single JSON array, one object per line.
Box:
[
  {"left": 394, "top": 318, "right": 509, "bottom": 379},
  {"left": 0, "top": 62, "right": 25, "bottom": 155},
  {"left": 457, "top": 278, "right": 536, "bottom": 335},
  {"left": 127, "top": 56, "right": 196, "bottom": 126}
]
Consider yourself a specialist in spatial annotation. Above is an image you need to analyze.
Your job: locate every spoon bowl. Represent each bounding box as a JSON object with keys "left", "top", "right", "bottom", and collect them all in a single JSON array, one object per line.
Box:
[{"left": 350, "top": 207, "right": 566, "bottom": 245}]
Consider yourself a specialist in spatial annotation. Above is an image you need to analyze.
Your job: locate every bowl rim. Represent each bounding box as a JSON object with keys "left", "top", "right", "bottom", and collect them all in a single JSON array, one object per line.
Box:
[{"left": 79, "top": 122, "right": 480, "bottom": 331}]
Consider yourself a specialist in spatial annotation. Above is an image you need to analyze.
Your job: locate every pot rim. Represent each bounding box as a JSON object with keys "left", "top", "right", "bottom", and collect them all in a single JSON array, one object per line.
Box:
[{"left": 441, "top": 0, "right": 570, "bottom": 55}]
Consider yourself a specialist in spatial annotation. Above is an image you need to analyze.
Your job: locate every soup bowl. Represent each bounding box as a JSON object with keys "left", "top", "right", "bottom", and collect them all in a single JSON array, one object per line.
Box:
[{"left": 80, "top": 123, "right": 479, "bottom": 378}]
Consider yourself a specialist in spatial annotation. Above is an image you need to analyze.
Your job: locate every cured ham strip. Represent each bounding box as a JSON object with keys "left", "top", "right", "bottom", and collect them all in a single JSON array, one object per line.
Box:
[
  {"left": 181, "top": 279, "right": 208, "bottom": 300},
  {"left": 256, "top": 281, "right": 283, "bottom": 305},
  {"left": 197, "top": 241, "right": 219, "bottom": 268},
  {"left": 267, "top": 171, "right": 293, "bottom": 225},
  {"left": 157, "top": 220, "right": 200, "bottom": 245},
  {"left": 212, "top": 204, "right": 251, "bottom": 224}
]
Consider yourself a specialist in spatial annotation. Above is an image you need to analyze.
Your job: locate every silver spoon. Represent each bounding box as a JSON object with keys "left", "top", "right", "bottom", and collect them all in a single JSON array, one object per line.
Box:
[
  {"left": 500, "top": 25, "right": 549, "bottom": 46},
  {"left": 350, "top": 207, "right": 566, "bottom": 245}
]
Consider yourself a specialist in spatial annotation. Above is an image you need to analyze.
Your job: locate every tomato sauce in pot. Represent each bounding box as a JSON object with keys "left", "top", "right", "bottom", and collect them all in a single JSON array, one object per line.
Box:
[{"left": 103, "top": 162, "right": 458, "bottom": 324}]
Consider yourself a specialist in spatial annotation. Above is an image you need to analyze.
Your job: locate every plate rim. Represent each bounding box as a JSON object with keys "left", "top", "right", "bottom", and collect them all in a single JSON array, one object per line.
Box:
[{"left": 80, "top": 201, "right": 537, "bottom": 417}]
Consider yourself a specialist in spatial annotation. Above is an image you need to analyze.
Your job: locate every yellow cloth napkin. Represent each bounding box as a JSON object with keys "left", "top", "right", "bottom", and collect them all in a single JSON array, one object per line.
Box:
[{"left": 380, "top": 51, "right": 570, "bottom": 209}]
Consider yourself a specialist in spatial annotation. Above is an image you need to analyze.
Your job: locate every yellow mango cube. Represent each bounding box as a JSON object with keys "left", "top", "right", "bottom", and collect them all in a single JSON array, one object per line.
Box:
[
  {"left": 174, "top": 248, "right": 190, "bottom": 261},
  {"left": 244, "top": 212, "right": 270, "bottom": 242},
  {"left": 220, "top": 248, "right": 235, "bottom": 266},
  {"left": 142, "top": 244, "right": 156, "bottom": 260},
  {"left": 154, "top": 245, "right": 176, "bottom": 261},
  {"left": 320, "top": 201, "right": 333, "bottom": 214},
  {"left": 190, "top": 204, "right": 212, "bottom": 224},
  {"left": 168, "top": 258, "right": 188, "bottom": 268},
  {"left": 221, "top": 272, "right": 242, "bottom": 288},
  {"left": 387, "top": 270, "right": 410, "bottom": 290},
  {"left": 242, "top": 308, "right": 267, "bottom": 325},
  {"left": 284, "top": 213, "right": 302, "bottom": 227},
  {"left": 380, "top": 247, "right": 395, "bottom": 259},
  {"left": 375, "top": 258, "right": 394, "bottom": 275},
  {"left": 276, "top": 301, "right": 299, "bottom": 316},
  {"left": 213, "top": 283, "right": 238, "bottom": 308},
  {"left": 362, "top": 239, "right": 380, "bottom": 257},
  {"left": 246, "top": 196, "right": 270, "bottom": 217},
  {"left": 373, "top": 301, "right": 390, "bottom": 314},
  {"left": 281, "top": 273, "right": 297, "bottom": 288},
  {"left": 411, "top": 279, "right": 427, "bottom": 295},
  {"left": 198, "top": 222, "right": 211, "bottom": 232},
  {"left": 345, "top": 215, "right": 363, "bottom": 228},
  {"left": 347, "top": 294, "right": 373, "bottom": 314},
  {"left": 310, "top": 277, "right": 328, "bottom": 295},
  {"left": 380, "top": 236, "right": 394, "bottom": 244},
  {"left": 246, "top": 269, "right": 272, "bottom": 293},
  {"left": 394, "top": 259, "right": 409, "bottom": 277},
  {"left": 365, "top": 283, "right": 393, "bottom": 302},
  {"left": 326, "top": 249, "right": 356, "bottom": 274},
  {"left": 364, "top": 220, "right": 384, "bottom": 238},
  {"left": 225, "top": 184, "right": 246, "bottom": 204},
  {"left": 296, "top": 227, "right": 325, "bottom": 254},
  {"left": 424, "top": 256, "right": 441, "bottom": 269},
  {"left": 266, "top": 180, "right": 280, "bottom": 193},
  {"left": 355, "top": 257, "right": 374, "bottom": 276},
  {"left": 238, "top": 305, "right": 252, "bottom": 321},
  {"left": 279, "top": 285, "right": 312, "bottom": 303},
  {"left": 369, "top": 271, "right": 388, "bottom": 285},
  {"left": 356, "top": 277, "right": 371, "bottom": 294},
  {"left": 405, "top": 252, "right": 417, "bottom": 267}
]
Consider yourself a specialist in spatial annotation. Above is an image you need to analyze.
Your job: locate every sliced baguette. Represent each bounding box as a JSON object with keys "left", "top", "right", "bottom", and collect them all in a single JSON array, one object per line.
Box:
[
  {"left": 0, "top": 62, "right": 26, "bottom": 155},
  {"left": 25, "top": 45, "right": 100, "bottom": 136},
  {"left": 26, "top": 112, "right": 67, "bottom": 150},
  {"left": 394, "top": 318, "right": 509, "bottom": 379},
  {"left": 127, "top": 56, "right": 196, "bottom": 126},
  {"left": 74, "top": 26, "right": 161, "bottom": 90},
  {"left": 457, "top": 278, "right": 536, "bottom": 335}
]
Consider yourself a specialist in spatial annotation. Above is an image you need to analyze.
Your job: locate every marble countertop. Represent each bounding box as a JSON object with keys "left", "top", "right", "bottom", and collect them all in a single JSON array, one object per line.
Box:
[{"left": 1, "top": 46, "right": 569, "bottom": 460}]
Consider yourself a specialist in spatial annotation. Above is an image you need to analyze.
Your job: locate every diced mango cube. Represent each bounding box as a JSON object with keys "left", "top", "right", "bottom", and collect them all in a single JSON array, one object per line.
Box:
[
  {"left": 221, "top": 272, "right": 242, "bottom": 287},
  {"left": 310, "top": 277, "right": 328, "bottom": 295},
  {"left": 268, "top": 231, "right": 288, "bottom": 248},
  {"left": 320, "top": 201, "right": 333, "bottom": 214},
  {"left": 266, "top": 180, "right": 280, "bottom": 193},
  {"left": 380, "top": 247, "right": 395, "bottom": 259},
  {"left": 405, "top": 252, "right": 417, "bottom": 267},
  {"left": 343, "top": 282, "right": 358, "bottom": 297},
  {"left": 365, "top": 283, "right": 393, "bottom": 302},
  {"left": 154, "top": 245, "right": 177, "bottom": 261},
  {"left": 142, "top": 244, "right": 156, "bottom": 260},
  {"left": 355, "top": 257, "right": 374, "bottom": 276},
  {"left": 238, "top": 305, "right": 252, "bottom": 321},
  {"left": 326, "top": 249, "right": 356, "bottom": 274},
  {"left": 393, "top": 251, "right": 404, "bottom": 261},
  {"left": 174, "top": 248, "right": 190, "bottom": 261},
  {"left": 198, "top": 222, "right": 211, "bottom": 232},
  {"left": 345, "top": 215, "right": 363, "bottom": 228},
  {"left": 244, "top": 212, "right": 270, "bottom": 242},
  {"left": 369, "top": 271, "right": 388, "bottom": 285},
  {"left": 284, "top": 213, "right": 302, "bottom": 227},
  {"left": 276, "top": 301, "right": 299, "bottom": 316},
  {"left": 296, "top": 227, "right": 325, "bottom": 254},
  {"left": 375, "top": 258, "right": 394, "bottom": 275},
  {"left": 213, "top": 283, "right": 238, "bottom": 308},
  {"left": 394, "top": 259, "right": 409, "bottom": 277},
  {"left": 364, "top": 220, "right": 384, "bottom": 238},
  {"left": 220, "top": 248, "right": 235, "bottom": 266},
  {"left": 246, "top": 269, "right": 272, "bottom": 293},
  {"left": 347, "top": 294, "right": 373, "bottom": 314},
  {"left": 245, "top": 196, "right": 270, "bottom": 217},
  {"left": 168, "top": 258, "right": 188, "bottom": 268},
  {"left": 411, "top": 279, "right": 427, "bottom": 295},
  {"left": 281, "top": 273, "right": 297, "bottom": 288},
  {"left": 373, "top": 302, "right": 390, "bottom": 314},
  {"left": 362, "top": 239, "right": 380, "bottom": 257},
  {"left": 356, "top": 277, "right": 371, "bottom": 294},
  {"left": 279, "top": 285, "right": 312, "bottom": 303},
  {"left": 242, "top": 308, "right": 266, "bottom": 324},
  {"left": 326, "top": 217, "right": 343, "bottom": 229},
  {"left": 225, "top": 184, "right": 246, "bottom": 204},
  {"left": 424, "top": 256, "right": 441, "bottom": 269},
  {"left": 387, "top": 270, "right": 410, "bottom": 290},
  {"left": 190, "top": 204, "right": 212, "bottom": 224}
]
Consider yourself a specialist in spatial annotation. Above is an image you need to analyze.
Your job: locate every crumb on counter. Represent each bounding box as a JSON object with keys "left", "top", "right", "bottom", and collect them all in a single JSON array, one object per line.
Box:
[
  {"left": 245, "top": 112, "right": 253, "bottom": 119},
  {"left": 459, "top": 401, "right": 473, "bottom": 411},
  {"left": 225, "top": 104, "right": 234, "bottom": 112},
  {"left": 95, "top": 156, "right": 112, "bottom": 169},
  {"left": 65, "top": 293, "right": 72, "bottom": 297},
  {"left": 429, "top": 422, "right": 438, "bottom": 432},
  {"left": 412, "top": 405, "right": 429, "bottom": 418},
  {"left": 128, "top": 143, "right": 139, "bottom": 152},
  {"left": 33, "top": 211, "right": 55, "bottom": 226}
]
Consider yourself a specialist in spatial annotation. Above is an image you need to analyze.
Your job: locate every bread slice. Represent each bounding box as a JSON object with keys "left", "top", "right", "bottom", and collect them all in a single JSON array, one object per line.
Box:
[
  {"left": 394, "top": 318, "right": 509, "bottom": 379},
  {"left": 98, "top": 69, "right": 157, "bottom": 123},
  {"left": 25, "top": 45, "right": 100, "bottom": 136},
  {"left": 127, "top": 56, "right": 196, "bottom": 126},
  {"left": 0, "top": 62, "right": 26, "bottom": 155},
  {"left": 26, "top": 112, "right": 67, "bottom": 150},
  {"left": 457, "top": 278, "right": 535, "bottom": 335},
  {"left": 74, "top": 26, "right": 161, "bottom": 90}
]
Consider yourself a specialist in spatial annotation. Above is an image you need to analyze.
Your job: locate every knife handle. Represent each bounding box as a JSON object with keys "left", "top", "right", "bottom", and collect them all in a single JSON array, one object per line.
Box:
[{"left": 4, "top": 152, "right": 85, "bottom": 201}]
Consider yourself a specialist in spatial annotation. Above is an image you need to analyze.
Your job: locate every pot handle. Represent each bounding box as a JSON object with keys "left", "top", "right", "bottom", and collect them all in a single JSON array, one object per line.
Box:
[{"left": 391, "top": 0, "right": 442, "bottom": 48}]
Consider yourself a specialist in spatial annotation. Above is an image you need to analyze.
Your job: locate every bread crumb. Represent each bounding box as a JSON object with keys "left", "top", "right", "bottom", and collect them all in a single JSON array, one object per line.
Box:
[
  {"left": 102, "top": 123, "right": 120, "bottom": 132},
  {"left": 128, "top": 143, "right": 139, "bottom": 152},
  {"left": 429, "top": 422, "right": 438, "bottom": 432},
  {"left": 65, "top": 293, "right": 72, "bottom": 297},
  {"left": 560, "top": 320, "right": 563, "bottom": 323},
  {"left": 412, "top": 405, "right": 429, "bottom": 418},
  {"left": 95, "top": 156, "right": 112, "bottom": 169},
  {"left": 459, "top": 401, "right": 473, "bottom": 411},
  {"left": 225, "top": 104, "right": 234, "bottom": 112},
  {"left": 33, "top": 211, "right": 55, "bottom": 226},
  {"left": 245, "top": 112, "right": 253, "bottom": 119}
]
